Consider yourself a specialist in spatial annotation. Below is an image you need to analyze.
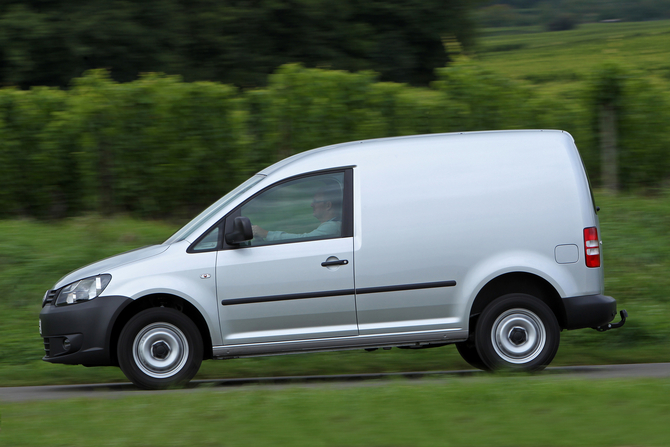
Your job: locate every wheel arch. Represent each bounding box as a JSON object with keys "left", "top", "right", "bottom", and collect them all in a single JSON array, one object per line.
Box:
[
  {"left": 109, "top": 293, "right": 213, "bottom": 366},
  {"left": 468, "top": 272, "right": 566, "bottom": 335}
]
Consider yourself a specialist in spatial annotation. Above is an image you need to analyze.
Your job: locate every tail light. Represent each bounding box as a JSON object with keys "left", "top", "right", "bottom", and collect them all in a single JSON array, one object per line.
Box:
[{"left": 584, "top": 227, "right": 601, "bottom": 268}]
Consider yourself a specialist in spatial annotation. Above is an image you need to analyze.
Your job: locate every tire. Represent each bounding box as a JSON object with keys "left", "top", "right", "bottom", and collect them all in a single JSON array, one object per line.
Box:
[
  {"left": 456, "top": 341, "right": 490, "bottom": 371},
  {"left": 474, "top": 294, "right": 560, "bottom": 372},
  {"left": 118, "top": 307, "right": 203, "bottom": 390}
]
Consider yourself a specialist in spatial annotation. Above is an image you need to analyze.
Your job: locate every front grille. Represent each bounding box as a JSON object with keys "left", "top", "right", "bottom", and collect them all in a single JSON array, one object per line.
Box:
[
  {"left": 43, "top": 289, "right": 58, "bottom": 307},
  {"left": 43, "top": 338, "right": 51, "bottom": 357}
]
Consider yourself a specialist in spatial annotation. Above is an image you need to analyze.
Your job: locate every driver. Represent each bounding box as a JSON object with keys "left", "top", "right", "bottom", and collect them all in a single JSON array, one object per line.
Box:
[{"left": 252, "top": 184, "right": 341, "bottom": 241}]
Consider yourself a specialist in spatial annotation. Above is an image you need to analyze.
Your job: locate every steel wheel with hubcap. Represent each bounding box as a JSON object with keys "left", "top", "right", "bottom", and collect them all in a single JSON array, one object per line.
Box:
[
  {"left": 118, "top": 307, "right": 203, "bottom": 389},
  {"left": 475, "top": 293, "right": 560, "bottom": 371}
]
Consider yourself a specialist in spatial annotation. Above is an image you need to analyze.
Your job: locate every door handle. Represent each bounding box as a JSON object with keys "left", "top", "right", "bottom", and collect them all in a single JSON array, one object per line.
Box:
[{"left": 321, "top": 259, "right": 349, "bottom": 267}]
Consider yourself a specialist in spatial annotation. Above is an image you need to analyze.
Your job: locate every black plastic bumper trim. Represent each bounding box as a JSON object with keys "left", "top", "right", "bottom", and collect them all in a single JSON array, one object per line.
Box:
[
  {"left": 39, "top": 295, "right": 133, "bottom": 366},
  {"left": 562, "top": 294, "right": 618, "bottom": 330}
]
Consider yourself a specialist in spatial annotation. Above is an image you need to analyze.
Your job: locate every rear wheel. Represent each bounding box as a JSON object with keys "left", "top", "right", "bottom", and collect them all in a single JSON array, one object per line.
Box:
[
  {"left": 456, "top": 341, "right": 490, "bottom": 371},
  {"left": 118, "top": 307, "right": 203, "bottom": 390},
  {"left": 475, "top": 294, "right": 560, "bottom": 372}
]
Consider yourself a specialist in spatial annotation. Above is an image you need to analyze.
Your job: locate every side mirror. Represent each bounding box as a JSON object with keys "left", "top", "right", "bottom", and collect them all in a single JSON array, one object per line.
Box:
[{"left": 225, "top": 216, "right": 253, "bottom": 245}]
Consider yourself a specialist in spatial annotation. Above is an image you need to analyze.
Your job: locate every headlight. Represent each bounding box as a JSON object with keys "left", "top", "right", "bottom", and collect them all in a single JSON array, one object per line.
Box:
[{"left": 56, "top": 274, "right": 112, "bottom": 306}]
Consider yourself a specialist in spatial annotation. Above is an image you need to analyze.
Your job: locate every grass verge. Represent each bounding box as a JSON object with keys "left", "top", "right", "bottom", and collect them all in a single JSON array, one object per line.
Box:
[{"left": 2, "top": 376, "right": 670, "bottom": 446}]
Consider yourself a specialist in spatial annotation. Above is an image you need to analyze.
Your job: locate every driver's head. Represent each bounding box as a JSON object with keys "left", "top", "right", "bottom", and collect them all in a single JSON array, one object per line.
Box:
[{"left": 311, "top": 182, "right": 342, "bottom": 222}]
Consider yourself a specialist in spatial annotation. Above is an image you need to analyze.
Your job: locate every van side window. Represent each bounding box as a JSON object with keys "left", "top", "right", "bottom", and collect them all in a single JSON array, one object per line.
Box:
[
  {"left": 191, "top": 226, "right": 219, "bottom": 252},
  {"left": 241, "top": 172, "right": 347, "bottom": 246}
]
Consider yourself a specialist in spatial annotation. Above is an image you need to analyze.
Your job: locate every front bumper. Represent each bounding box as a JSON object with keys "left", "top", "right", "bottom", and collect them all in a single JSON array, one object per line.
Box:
[
  {"left": 562, "top": 294, "right": 619, "bottom": 330},
  {"left": 39, "top": 295, "right": 132, "bottom": 366}
]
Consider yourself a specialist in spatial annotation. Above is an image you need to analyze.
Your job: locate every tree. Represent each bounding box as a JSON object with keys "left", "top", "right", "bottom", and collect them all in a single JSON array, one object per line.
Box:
[
  {"left": 589, "top": 62, "right": 625, "bottom": 193},
  {"left": 0, "top": 0, "right": 480, "bottom": 88}
]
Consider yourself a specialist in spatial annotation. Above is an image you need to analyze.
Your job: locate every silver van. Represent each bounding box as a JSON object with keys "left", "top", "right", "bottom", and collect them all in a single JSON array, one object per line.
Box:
[{"left": 39, "top": 130, "right": 626, "bottom": 389}]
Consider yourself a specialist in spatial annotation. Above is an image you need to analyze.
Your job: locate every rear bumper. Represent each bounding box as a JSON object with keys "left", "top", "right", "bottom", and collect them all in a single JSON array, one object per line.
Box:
[
  {"left": 562, "top": 294, "right": 618, "bottom": 330},
  {"left": 39, "top": 295, "right": 132, "bottom": 366}
]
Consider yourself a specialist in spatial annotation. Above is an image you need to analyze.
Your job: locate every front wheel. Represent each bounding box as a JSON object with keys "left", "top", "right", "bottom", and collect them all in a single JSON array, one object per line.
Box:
[
  {"left": 475, "top": 294, "right": 560, "bottom": 372},
  {"left": 118, "top": 307, "right": 203, "bottom": 390}
]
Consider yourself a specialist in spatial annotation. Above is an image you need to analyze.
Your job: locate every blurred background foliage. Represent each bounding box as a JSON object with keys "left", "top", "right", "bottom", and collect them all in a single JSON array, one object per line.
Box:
[
  {"left": 476, "top": 0, "right": 670, "bottom": 29},
  {"left": 0, "top": 0, "right": 476, "bottom": 89},
  {"left": 0, "top": 57, "right": 669, "bottom": 219},
  {"left": 0, "top": 1, "right": 668, "bottom": 220}
]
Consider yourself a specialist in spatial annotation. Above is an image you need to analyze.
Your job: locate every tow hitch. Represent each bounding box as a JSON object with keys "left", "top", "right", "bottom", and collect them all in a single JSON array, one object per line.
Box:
[{"left": 594, "top": 309, "right": 628, "bottom": 332}]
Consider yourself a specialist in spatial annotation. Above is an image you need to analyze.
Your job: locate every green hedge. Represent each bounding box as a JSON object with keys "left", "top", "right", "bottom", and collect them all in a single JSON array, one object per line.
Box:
[{"left": 1, "top": 60, "right": 668, "bottom": 219}]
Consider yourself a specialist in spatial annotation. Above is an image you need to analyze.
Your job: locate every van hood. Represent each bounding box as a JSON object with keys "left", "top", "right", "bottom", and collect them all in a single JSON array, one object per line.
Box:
[{"left": 54, "top": 244, "right": 170, "bottom": 289}]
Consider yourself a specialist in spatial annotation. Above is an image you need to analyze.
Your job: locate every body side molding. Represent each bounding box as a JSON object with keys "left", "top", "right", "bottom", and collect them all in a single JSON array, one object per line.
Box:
[{"left": 220, "top": 280, "right": 457, "bottom": 306}]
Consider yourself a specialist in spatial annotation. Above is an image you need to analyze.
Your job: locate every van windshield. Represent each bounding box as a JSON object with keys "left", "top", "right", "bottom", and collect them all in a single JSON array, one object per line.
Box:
[{"left": 164, "top": 174, "right": 266, "bottom": 244}]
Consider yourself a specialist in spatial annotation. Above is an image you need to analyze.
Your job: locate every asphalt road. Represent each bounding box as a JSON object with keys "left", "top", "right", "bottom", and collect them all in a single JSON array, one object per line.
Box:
[{"left": 2, "top": 363, "right": 670, "bottom": 403}]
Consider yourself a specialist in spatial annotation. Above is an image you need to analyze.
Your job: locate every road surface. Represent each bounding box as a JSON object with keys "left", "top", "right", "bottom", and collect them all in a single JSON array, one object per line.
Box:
[{"left": 2, "top": 363, "right": 669, "bottom": 403}]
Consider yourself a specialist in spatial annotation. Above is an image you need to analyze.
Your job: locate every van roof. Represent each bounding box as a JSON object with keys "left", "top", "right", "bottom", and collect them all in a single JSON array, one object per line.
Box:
[{"left": 258, "top": 129, "right": 572, "bottom": 177}]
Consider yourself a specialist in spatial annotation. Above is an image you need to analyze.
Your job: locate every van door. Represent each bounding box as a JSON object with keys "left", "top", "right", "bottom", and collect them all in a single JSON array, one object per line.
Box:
[
  {"left": 215, "top": 170, "right": 357, "bottom": 345},
  {"left": 352, "top": 158, "right": 461, "bottom": 336}
]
